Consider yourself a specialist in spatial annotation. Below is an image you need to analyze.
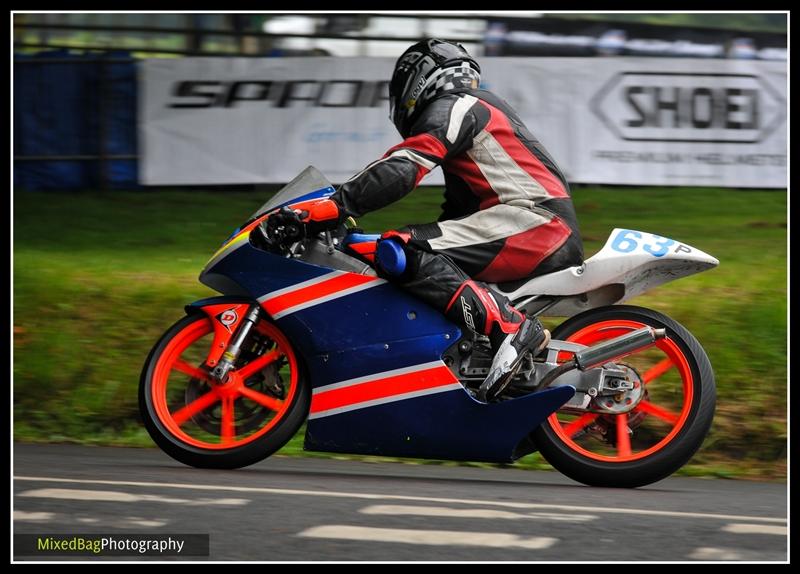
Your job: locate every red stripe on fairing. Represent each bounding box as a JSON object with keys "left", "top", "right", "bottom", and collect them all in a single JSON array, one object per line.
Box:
[
  {"left": 446, "top": 154, "right": 501, "bottom": 210},
  {"left": 481, "top": 102, "right": 569, "bottom": 199},
  {"left": 475, "top": 217, "right": 572, "bottom": 283},
  {"left": 261, "top": 273, "right": 379, "bottom": 317},
  {"left": 310, "top": 365, "right": 458, "bottom": 414},
  {"left": 386, "top": 133, "right": 448, "bottom": 160}
]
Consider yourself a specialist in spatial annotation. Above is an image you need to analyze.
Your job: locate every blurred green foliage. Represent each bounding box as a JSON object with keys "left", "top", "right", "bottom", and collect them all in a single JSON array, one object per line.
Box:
[{"left": 13, "top": 186, "right": 787, "bottom": 479}]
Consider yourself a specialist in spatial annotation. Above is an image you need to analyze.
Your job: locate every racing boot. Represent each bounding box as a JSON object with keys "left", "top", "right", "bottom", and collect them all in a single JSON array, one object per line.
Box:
[{"left": 445, "top": 280, "right": 550, "bottom": 402}]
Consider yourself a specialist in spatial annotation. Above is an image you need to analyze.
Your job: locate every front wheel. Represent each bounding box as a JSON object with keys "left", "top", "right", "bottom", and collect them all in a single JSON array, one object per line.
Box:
[
  {"left": 139, "top": 313, "right": 310, "bottom": 469},
  {"left": 533, "top": 305, "right": 716, "bottom": 488}
]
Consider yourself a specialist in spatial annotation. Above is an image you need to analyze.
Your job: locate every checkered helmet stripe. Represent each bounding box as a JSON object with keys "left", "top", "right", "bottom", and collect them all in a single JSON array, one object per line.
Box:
[
  {"left": 417, "top": 63, "right": 481, "bottom": 109},
  {"left": 389, "top": 39, "right": 481, "bottom": 135}
]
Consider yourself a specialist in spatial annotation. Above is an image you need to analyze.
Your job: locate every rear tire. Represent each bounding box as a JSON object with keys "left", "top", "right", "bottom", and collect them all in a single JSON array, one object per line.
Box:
[
  {"left": 533, "top": 305, "right": 715, "bottom": 488},
  {"left": 139, "top": 313, "right": 310, "bottom": 469}
]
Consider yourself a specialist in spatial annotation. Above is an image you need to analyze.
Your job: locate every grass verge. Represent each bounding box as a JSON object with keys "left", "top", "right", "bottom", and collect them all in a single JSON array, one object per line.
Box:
[{"left": 13, "top": 186, "right": 787, "bottom": 480}]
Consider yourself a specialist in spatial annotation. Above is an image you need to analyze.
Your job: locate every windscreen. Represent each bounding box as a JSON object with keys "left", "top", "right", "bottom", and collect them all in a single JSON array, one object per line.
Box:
[{"left": 250, "top": 166, "right": 335, "bottom": 219}]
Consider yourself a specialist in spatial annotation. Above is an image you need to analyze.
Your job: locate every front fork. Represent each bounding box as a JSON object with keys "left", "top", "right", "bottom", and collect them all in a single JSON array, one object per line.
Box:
[
  {"left": 186, "top": 299, "right": 266, "bottom": 382},
  {"left": 210, "top": 305, "right": 263, "bottom": 382}
]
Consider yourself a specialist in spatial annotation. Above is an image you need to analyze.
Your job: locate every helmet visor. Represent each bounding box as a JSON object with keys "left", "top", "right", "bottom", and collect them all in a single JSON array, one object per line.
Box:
[{"left": 388, "top": 57, "right": 419, "bottom": 129}]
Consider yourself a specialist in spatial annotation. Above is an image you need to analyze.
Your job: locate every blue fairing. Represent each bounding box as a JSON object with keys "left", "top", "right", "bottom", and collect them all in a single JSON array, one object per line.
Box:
[
  {"left": 286, "top": 285, "right": 458, "bottom": 378},
  {"left": 203, "top": 242, "right": 332, "bottom": 303},
  {"left": 200, "top": 237, "right": 574, "bottom": 463},
  {"left": 202, "top": 241, "right": 459, "bottom": 364},
  {"left": 305, "top": 386, "right": 575, "bottom": 463}
]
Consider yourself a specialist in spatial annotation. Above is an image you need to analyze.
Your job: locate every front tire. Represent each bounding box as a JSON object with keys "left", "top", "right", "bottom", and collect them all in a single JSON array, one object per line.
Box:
[
  {"left": 139, "top": 313, "right": 310, "bottom": 469},
  {"left": 533, "top": 305, "right": 716, "bottom": 488}
]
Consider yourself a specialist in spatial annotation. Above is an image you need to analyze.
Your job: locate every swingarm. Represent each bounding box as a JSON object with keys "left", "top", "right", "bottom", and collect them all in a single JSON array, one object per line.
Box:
[{"left": 516, "top": 327, "right": 666, "bottom": 415}]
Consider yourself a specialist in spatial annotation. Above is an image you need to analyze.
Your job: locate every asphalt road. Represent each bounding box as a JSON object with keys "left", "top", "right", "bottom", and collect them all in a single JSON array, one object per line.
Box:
[{"left": 13, "top": 444, "right": 787, "bottom": 562}]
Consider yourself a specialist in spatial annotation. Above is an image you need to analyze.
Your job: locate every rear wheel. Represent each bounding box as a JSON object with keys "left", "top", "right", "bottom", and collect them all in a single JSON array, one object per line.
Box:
[
  {"left": 139, "top": 313, "right": 310, "bottom": 469},
  {"left": 533, "top": 305, "right": 715, "bottom": 487}
]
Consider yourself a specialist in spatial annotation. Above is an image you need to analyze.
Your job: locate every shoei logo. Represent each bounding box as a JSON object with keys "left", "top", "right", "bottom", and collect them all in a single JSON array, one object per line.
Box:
[{"left": 590, "top": 72, "right": 785, "bottom": 144}]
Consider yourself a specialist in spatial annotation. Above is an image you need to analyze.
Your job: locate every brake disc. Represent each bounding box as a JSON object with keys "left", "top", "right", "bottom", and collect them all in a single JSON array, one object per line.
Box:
[{"left": 183, "top": 356, "right": 285, "bottom": 435}]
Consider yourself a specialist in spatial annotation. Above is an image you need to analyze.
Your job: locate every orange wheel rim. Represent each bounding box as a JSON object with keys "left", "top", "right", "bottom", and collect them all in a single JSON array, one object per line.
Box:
[
  {"left": 150, "top": 318, "right": 298, "bottom": 450},
  {"left": 548, "top": 320, "right": 694, "bottom": 463}
]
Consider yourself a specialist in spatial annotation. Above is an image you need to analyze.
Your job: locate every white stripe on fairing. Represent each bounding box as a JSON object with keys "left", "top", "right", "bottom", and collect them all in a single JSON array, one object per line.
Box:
[
  {"left": 446, "top": 94, "right": 478, "bottom": 143},
  {"left": 388, "top": 148, "right": 437, "bottom": 171},
  {"left": 312, "top": 360, "right": 445, "bottom": 395},
  {"left": 308, "top": 383, "right": 462, "bottom": 420},
  {"left": 468, "top": 129, "right": 551, "bottom": 205},
  {"left": 298, "top": 525, "right": 558, "bottom": 550},
  {"left": 270, "top": 278, "right": 386, "bottom": 319},
  {"left": 257, "top": 270, "right": 345, "bottom": 303},
  {"left": 721, "top": 523, "right": 787, "bottom": 536},
  {"left": 428, "top": 203, "right": 551, "bottom": 251},
  {"left": 13, "top": 477, "right": 788, "bottom": 524},
  {"left": 360, "top": 505, "right": 598, "bottom": 523}
]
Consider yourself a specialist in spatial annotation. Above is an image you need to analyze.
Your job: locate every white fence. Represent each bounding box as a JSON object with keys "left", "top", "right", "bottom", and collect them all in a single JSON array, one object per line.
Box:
[{"left": 140, "top": 57, "right": 786, "bottom": 188}]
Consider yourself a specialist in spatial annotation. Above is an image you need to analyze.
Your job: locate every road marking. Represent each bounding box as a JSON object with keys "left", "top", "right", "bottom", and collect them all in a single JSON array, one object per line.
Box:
[
  {"left": 689, "top": 547, "right": 747, "bottom": 560},
  {"left": 121, "top": 517, "right": 168, "bottom": 528},
  {"left": 19, "top": 488, "right": 249, "bottom": 506},
  {"left": 298, "top": 525, "right": 558, "bottom": 549},
  {"left": 14, "top": 512, "right": 168, "bottom": 528},
  {"left": 14, "top": 476, "right": 786, "bottom": 524},
  {"left": 722, "top": 523, "right": 788, "bottom": 536},
  {"left": 360, "top": 504, "right": 597, "bottom": 523},
  {"left": 13, "top": 511, "right": 53, "bottom": 522}
]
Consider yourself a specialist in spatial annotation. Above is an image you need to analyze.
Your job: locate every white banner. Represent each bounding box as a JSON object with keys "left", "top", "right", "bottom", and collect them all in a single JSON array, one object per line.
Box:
[{"left": 140, "top": 57, "right": 787, "bottom": 188}]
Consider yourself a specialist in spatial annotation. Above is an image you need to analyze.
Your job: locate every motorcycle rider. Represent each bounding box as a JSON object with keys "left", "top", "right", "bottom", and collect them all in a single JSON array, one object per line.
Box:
[{"left": 273, "top": 39, "right": 583, "bottom": 401}]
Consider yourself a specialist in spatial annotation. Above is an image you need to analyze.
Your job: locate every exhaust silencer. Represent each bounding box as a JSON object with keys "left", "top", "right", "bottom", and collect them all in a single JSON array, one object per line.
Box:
[
  {"left": 537, "top": 326, "right": 667, "bottom": 390},
  {"left": 574, "top": 327, "right": 666, "bottom": 371}
]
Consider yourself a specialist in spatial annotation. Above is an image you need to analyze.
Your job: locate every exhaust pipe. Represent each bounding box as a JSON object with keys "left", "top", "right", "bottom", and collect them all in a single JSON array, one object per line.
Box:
[
  {"left": 574, "top": 327, "right": 665, "bottom": 370},
  {"left": 538, "top": 327, "right": 666, "bottom": 389}
]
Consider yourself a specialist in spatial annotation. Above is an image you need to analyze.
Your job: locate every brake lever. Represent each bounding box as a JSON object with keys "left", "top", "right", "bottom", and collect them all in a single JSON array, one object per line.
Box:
[{"left": 323, "top": 230, "right": 335, "bottom": 254}]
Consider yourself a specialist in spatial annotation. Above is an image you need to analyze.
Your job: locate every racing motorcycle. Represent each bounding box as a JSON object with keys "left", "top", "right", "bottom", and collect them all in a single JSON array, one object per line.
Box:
[{"left": 140, "top": 166, "right": 717, "bottom": 488}]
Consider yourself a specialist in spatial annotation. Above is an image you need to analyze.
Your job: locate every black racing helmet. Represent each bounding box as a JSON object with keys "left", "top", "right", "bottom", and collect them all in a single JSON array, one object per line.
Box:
[{"left": 389, "top": 39, "right": 481, "bottom": 136}]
